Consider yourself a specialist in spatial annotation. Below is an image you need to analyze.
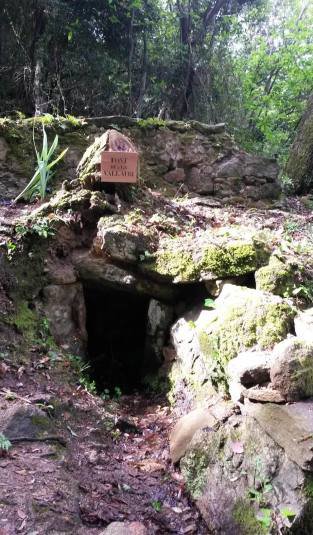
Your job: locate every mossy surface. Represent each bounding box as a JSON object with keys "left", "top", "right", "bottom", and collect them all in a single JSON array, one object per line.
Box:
[
  {"left": 232, "top": 500, "right": 267, "bottom": 535},
  {"left": 200, "top": 242, "right": 259, "bottom": 278},
  {"left": 137, "top": 118, "right": 167, "bottom": 129},
  {"left": 144, "top": 240, "right": 268, "bottom": 282},
  {"left": 146, "top": 250, "right": 199, "bottom": 282},
  {"left": 197, "top": 286, "right": 295, "bottom": 379},
  {"left": 255, "top": 255, "right": 297, "bottom": 296},
  {"left": 9, "top": 300, "right": 38, "bottom": 343}
]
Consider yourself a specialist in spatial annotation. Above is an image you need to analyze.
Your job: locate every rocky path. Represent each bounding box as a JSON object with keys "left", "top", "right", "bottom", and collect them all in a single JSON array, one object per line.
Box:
[{"left": 0, "top": 355, "right": 207, "bottom": 535}]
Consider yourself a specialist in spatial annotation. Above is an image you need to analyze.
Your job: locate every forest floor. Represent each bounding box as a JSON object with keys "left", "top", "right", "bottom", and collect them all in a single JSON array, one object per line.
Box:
[{"left": 0, "top": 352, "right": 207, "bottom": 535}]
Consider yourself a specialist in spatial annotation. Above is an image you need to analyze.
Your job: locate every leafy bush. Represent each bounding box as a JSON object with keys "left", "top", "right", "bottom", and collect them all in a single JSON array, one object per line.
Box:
[{"left": 15, "top": 124, "right": 68, "bottom": 202}]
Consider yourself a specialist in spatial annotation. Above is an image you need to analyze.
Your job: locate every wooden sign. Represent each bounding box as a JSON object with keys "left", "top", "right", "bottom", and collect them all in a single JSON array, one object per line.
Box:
[{"left": 101, "top": 151, "right": 138, "bottom": 183}]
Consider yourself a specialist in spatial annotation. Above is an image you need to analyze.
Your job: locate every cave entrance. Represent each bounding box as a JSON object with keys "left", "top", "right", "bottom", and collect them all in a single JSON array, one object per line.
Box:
[{"left": 83, "top": 284, "right": 150, "bottom": 394}]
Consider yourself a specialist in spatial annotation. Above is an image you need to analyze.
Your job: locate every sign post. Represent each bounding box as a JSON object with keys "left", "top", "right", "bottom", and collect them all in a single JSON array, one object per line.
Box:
[{"left": 101, "top": 151, "right": 138, "bottom": 183}]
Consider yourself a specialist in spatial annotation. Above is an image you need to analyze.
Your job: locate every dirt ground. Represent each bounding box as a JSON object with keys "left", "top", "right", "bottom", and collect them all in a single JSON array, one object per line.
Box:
[{"left": 0, "top": 353, "right": 208, "bottom": 534}]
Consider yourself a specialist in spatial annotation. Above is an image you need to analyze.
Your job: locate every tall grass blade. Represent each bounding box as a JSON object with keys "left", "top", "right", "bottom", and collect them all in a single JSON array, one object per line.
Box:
[{"left": 14, "top": 124, "right": 68, "bottom": 202}]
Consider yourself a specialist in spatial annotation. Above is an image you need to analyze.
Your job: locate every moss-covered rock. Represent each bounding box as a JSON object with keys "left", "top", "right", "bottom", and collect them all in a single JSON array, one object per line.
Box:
[
  {"left": 168, "top": 285, "right": 295, "bottom": 407},
  {"left": 255, "top": 255, "right": 297, "bottom": 296},
  {"left": 32, "top": 189, "right": 117, "bottom": 221},
  {"left": 142, "top": 237, "right": 268, "bottom": 283},
  {"left": 145, "top": 250, "right": 199, "bottom": 282},
  {"left": 9, "top": 300, "right": 38, "bottom": 343},
  {"left": 198, "top": 285, "right": 295, "bottom": 368}
]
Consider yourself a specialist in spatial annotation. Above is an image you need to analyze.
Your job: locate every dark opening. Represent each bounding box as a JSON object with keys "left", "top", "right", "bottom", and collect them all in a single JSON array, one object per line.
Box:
[{"left": 84, "top": 284, "right": 150, "bottom": 393}]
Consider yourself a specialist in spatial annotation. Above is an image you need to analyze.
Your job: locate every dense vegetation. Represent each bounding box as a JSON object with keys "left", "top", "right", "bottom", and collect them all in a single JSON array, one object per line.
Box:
[{"left": 1, "top": 0, "right": 312, "bottom": 161}]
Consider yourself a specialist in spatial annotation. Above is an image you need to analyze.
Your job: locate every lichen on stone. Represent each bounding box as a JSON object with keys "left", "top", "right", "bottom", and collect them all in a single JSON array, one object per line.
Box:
[
  {"left": 255, "top": 255, "right": 297, "bottom": 297},
  {"left": 180, "top": 429, "right": 223, "bottom": 498},
  {"left": 143, "top": 236, "right": 269, "bottom": 283}
]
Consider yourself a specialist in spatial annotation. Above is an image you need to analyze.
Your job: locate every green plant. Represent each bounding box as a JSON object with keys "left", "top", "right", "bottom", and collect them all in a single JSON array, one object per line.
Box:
[
  {"left": 113, "top": 386, "right": 122, "bottom": 400},
  {"left": 293, "top": 282, "right": 313, "bottom": 303},
  {"left": 6, "top": 240, "right": 17, "bottom": 259},
  {"left": 151, "top": 499, "right": 162, "bottom": 512},
  {"left": 281, "top": 507, "right": 296, "bottom": 521},
  {"left": 65, "top": 114, "right": 83, "bottom": 127},
  {"left": 139, "top": 250, "right": 154, "bottom": 262},
  {"left": 256, "top": 508, "right": 272, "bottom": 530},
  {"left": 0, "top": 433, "right": 12, "bottom": 454},
  {"left": 111, "top": 428, "right": 121, "bottom": 441},
  {"left": 245, "top": 457, "right": 273, "bottom": 532},
  {"left": 68, "top": 354, "right": 91, "bottom": 375},
  {"left": 283, "top": 219, "right": 300, "bottom": 235},
  {"left": 137, "top": 117, "right": 166, "bottom": 128},
  {"left": 79, "top": 376, "right": 97, "bottom": 394},
  {"left": 15, "top": 218, "right": 55, "bottom": 239},
  {"left": 14, "top": 124, "right": 68, "bottom": 202},
  {"left": 101, "top": 388, "right": 111, "bottom": 401},
  {"left": 248, "top": 458, "right": 273, "bottom": 506},
  {"left": 204, "top": 298, "right": 216, "bottom": 309}
]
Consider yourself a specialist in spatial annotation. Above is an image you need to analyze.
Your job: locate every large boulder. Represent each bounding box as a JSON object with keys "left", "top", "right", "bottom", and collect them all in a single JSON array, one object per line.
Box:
[
  {"left": 228, "top": 336, "right": 313, "bottom": 403},
  {"left": 75, "top": 119, "right": 280, "bottom": 201},
  {"left": 169, "top": 285, "right": 295, "bottom": 409},
  {"left": 141, "top": 232, "right": 269, "bottom": 283},
  {"left": 179, "top": 406, "right": 313, "bottom": 534}
]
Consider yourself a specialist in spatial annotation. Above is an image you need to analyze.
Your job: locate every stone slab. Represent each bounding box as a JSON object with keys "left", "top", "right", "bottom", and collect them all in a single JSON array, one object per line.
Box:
[
  {"left": 170, "top": 407, "right": 218, "bottom": 463},
  {"left": 245, "top": 401, "right": 313, "bottom": 470}
]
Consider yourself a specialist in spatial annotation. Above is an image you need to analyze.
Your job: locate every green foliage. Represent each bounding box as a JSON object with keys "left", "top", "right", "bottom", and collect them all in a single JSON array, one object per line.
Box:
[
  {"left": 232, "top": 0, "right": 313, "bottom": 161},
  {"left": 6, "top": 240, "right": 17, "bottom": 260},
  {"left": 15, "top": 124, "right": 68, "bottom": 202},
  {"left": 204, "top": 298, "right": 216, "bottom": 309},
  {"left": 151, "top": 500, "right": 162, "bottom": 512},
  {"left": 79, "top": 375, "right": 97, "bottom": 395},
  {"left": 0, "top": 433, "right": 12, "bottom": 454},
  {"left": 244, "top": 458, "right": 274, "bottom": 532},
  {"left": 15, "top": 218, "right": 55, "bottom": 239},
  {"left": 257, "top": 509, "right": 272, "bottom": 531},
  {"left": 293, "top": 282, "right": 313, "bottom": 303}
]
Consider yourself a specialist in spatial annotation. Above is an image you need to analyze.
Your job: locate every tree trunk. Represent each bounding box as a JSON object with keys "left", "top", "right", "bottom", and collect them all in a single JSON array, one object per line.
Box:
[
  {"left": 285, "top": 93, "right": 313, "bottom": 193},
  {"left": 33, "top": 58, "right": 47, "bottom": 115},
  {"left": 128, "top": 8, "right": 136, "bottom": 116},
  {"left": 135, "top": 34, "right": 147, "bottom": 118}
]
